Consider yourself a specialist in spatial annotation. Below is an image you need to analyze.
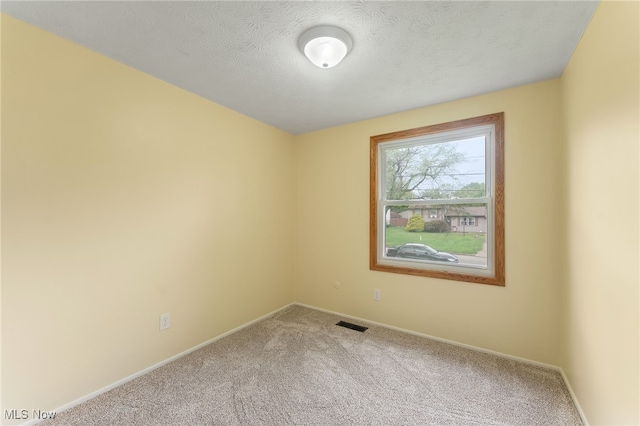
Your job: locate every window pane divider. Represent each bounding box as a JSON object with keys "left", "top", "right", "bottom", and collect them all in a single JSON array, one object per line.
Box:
[{"left": 383, "top": 198, "right": 490, "bottom": 206}]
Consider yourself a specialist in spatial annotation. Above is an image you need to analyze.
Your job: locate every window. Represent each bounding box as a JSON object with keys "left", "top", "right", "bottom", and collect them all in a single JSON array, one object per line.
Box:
[
  {"left": 460, "top": 217, "right": 476, "bottom": 226},
  {"left": 370, "top": 113, "right": 504, "bottom": 286}
]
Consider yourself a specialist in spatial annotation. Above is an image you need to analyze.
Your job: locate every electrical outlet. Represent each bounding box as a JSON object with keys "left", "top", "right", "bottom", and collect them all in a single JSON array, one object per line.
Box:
[
  {"left": 160, "top": 313, "right": 171, "bottom": 331},
  {"left": 373, "top": 288, "right": 381, "bottom": 301}
]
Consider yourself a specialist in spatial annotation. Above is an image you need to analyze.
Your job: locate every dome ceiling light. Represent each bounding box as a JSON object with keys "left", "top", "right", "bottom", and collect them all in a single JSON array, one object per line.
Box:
[{"left": 298, "top": 25, "right": 353, "bottom": 69}]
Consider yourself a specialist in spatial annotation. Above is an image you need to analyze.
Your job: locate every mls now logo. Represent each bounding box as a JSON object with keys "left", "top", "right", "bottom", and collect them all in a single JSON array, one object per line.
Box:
[{"left": 4, "top": 409, "right": 57, "bottom": 420}]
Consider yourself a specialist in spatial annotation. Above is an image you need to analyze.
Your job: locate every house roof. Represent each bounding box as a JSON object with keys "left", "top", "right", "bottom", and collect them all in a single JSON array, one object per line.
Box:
[
  {"left": 406, "top": 205, "right": 487, "bottom": 217},
  {"left": 444, "top": 206, "right": 487, "bottom": 217}
]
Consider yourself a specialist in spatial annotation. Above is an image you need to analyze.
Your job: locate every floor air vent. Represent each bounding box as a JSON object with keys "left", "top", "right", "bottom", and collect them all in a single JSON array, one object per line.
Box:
[{"left": 336, "top": 321, "right": 368, "bottom": 332}]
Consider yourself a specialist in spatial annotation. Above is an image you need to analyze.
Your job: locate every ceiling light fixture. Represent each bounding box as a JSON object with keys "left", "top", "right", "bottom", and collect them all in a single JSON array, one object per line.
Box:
[{"left": 298, "top": 25, "right": 353, "bottom": 69}]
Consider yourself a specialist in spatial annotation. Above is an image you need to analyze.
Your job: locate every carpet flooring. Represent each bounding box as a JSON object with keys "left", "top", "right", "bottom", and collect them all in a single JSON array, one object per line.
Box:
[{"left": 44, "top": 305, "right": 582, "bottom": 425}]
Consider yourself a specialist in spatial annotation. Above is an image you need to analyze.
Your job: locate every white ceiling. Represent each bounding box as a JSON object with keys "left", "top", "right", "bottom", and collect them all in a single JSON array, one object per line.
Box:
[{"left": 2, "top": 1, "right": 599, "bottom": 134}]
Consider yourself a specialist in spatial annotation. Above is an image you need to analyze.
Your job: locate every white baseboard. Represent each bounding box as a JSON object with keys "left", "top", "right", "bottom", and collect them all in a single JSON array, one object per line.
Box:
[
  {"left": 23, "top": 303, "right": 295, "bottom": 426},
  {"left": 24, "top": 301, "right": 588, "bottom": 426},
  {"left": 559, "top": 368, "right": 589, "bottom": 425},
  {"left": 294, "top": 302, "right": 589, "bottom": 426}
]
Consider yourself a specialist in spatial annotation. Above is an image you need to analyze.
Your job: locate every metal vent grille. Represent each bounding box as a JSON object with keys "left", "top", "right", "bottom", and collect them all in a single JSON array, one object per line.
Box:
[{"left": 336, "top": 321, "right": 368, "bottom": 333}]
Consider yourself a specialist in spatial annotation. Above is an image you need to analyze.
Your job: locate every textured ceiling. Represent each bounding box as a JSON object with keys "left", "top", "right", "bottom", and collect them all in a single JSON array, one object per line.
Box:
[{"left": 2, "top": 1, "right": 599, "bottom": 134}]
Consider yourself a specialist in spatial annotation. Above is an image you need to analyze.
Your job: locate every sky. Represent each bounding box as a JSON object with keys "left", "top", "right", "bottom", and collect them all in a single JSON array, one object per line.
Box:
[{"left": 449, "top": 136, "right": 485, "bottom": 188}]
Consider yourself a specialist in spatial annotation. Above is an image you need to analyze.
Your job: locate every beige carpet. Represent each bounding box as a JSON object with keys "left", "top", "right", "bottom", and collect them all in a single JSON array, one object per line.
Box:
[{"left": 45, "top": 305, "right": 582, "bottom": 425}]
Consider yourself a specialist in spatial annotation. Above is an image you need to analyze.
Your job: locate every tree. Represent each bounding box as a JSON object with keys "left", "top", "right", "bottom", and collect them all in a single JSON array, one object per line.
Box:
[
  {"left": 455, "top": 182, "right": 485, "bottom": 198},
  {"left": 386, "top": 145, "right": 466, "bottom": 201},
  {"left": 420, "top": 183, "right": 456, "bottom": 200},
  {"left": 424, "top": 220, "right": 449, "bottom": 233},
  {"left": 405, "top": 214, "right": 425, "bottom": 232}
]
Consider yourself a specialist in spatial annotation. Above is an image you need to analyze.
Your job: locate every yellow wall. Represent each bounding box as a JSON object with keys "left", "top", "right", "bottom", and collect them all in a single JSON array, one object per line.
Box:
[
  {"left": 561, "top": 1, "right": 639, "bottom": 424},
  {"left": 2, "top": 2, "right": 639, "bottom": 424},
  {"left": 1, "top": 14, "right": 295, "bottom": 419},
  {"left": 295, "top": 79, "right": 565, "bottom": 365}
]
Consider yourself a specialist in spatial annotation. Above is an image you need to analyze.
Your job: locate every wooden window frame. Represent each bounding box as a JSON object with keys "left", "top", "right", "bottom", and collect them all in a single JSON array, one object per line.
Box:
[{"left": 369, "top": 112, "right": 505, "bottom": 286}]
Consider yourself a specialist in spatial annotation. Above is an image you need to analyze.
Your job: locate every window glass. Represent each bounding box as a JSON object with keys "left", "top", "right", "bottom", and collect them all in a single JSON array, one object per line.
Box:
[{"left": 383, "top": 202, "right": 488, "bottom": 270}]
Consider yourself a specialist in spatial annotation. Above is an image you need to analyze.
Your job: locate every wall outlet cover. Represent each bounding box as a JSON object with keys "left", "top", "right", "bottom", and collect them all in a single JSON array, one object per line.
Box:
[{"left": 160, "top": 313, "right": 171, "bottom": 331}]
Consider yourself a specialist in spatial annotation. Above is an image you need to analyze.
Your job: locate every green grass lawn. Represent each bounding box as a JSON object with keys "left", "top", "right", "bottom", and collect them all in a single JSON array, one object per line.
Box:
[{"left": 385, "top": 226, "right": 485, "bottom": 255}]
